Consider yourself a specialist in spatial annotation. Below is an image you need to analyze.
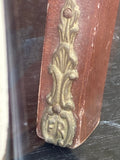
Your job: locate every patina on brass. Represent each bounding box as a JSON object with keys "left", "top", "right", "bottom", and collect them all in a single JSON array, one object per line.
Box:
[{"left": 41, "top": 0, "right": 80, "bottom": 147}]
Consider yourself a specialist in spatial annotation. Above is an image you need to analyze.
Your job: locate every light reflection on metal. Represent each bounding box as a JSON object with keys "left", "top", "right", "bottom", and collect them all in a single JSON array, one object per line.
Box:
[{"left": 41, "top": 0, "right": 80, "bottom": 147}]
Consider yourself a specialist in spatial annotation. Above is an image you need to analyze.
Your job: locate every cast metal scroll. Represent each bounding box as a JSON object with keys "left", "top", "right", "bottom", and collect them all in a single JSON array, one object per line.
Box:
[{"left": 41, "top": 0, "right": 80, "bottom": 147}]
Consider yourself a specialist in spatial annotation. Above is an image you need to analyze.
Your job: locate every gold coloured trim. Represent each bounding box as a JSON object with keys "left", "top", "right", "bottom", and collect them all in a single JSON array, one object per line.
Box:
[{"left": 41, "top": 0, "right": 80, "bottom": 147}]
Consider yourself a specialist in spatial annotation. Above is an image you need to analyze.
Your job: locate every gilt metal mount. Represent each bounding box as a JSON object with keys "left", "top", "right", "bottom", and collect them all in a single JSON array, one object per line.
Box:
[{"left": 41, "top": 0, "right": 80, "bottom": 147}]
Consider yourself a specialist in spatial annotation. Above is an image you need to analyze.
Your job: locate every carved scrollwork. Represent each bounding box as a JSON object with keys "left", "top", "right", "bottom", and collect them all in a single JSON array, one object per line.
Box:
[{"left": 41, "top": 0, "right": 80, "bottom": 147}]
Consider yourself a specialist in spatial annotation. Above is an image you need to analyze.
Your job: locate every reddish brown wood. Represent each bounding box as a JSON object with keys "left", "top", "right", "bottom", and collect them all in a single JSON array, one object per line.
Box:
[{"left": 37, "top": 0, "right": 119, "bottom": 148}]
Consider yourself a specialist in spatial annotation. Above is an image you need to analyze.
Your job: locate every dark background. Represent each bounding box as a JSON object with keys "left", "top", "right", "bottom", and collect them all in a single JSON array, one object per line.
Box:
[{"left": 6, "top": 0, "right": 120, "bottom": 160}]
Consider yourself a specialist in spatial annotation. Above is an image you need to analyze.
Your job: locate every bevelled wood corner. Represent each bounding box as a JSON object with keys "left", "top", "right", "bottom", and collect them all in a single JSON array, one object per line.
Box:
[{"left": 36, "top": 0, "right": 119, "bottom": 148}]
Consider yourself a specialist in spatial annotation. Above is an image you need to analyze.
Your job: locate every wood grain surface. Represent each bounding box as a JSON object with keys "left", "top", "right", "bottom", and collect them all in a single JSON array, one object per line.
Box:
[
  {"left": 37, "top": 0, "right": 119, "bottom": 148},
  {"left": 25, "top": 5, "right": 120, "bottom": 159},
  {"left": 6, "top": 0, "right": 120, "bottom": 159}
]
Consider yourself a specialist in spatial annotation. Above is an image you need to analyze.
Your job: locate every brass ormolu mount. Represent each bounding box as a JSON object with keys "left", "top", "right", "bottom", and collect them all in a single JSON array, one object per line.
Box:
[{"left": 41, "top": 0, "right": 80, "bottom": 147}]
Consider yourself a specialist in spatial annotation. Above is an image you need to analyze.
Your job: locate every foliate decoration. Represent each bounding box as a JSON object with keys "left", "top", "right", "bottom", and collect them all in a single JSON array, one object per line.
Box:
[{"left": 41, "top": 0, "right": 80, "bottom": 147}]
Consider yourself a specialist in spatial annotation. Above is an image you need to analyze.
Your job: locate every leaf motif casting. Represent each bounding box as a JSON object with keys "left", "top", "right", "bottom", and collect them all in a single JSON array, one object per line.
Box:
[{"left": 41, "top": 0, "right": 80, "bottom": 147}]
